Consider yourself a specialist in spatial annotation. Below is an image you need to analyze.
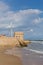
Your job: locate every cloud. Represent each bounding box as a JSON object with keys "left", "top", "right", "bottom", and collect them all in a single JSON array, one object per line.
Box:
[
  {"left": 0, "top": 1, "right": 9, "bottom": 12},
  {"left": 0, "top": 1, "right": 22, "bottom": 28},
  {"left": 19, "top": 9, "right": 42, "bottom": 15},
  {"left": 33, "top": 17, "right": 43, "bottom": 24},
  {"left": 26, "top": 29, "right": 34, "bottom": 33},
  {"left": 13, "top": 9, "right": 42, "bottom": 23},
  {"left": 0, "top": 1, "right": 43, "bottom": 39},
  {"left": 30, "top": 29, "right": 33, "bottom": 32},
  {"left": 0, "top": 1, "right": 43, "bottom": 31}
]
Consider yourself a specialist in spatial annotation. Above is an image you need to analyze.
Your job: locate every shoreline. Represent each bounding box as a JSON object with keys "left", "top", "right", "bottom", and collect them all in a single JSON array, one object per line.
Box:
[
  {"left": 4, "top": 47, "right": 43, "bottom": 65},
  {"left": 0, "top": 46, "right": 43, "bottom": 65},
  {"left": 0, "top": 46, "right": 22, "bottom": 65}
]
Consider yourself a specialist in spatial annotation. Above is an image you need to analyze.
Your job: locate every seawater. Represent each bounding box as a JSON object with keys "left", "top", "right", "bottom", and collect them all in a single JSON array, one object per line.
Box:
[{"left": 26, "top": 41, "right": 43, "bottom": 54}]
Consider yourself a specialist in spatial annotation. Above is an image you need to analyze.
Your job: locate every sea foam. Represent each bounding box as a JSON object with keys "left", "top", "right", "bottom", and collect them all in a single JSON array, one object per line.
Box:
[{"left": 23, "top": 47, "right": 43, "bottom": 54}]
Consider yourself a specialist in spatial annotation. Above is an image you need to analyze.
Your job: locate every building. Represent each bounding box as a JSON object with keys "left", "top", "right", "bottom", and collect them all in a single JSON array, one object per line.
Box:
[
  {"left": 0, "top": 32, "right": 30, "bottom": 47},
  {"left": 14, "top": 32, "right": 24, "bottom": 40}
]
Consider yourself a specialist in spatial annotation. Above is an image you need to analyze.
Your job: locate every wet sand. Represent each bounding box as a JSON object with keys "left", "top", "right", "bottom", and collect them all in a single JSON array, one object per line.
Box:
[
  {"left": 4, "top": 47, "right": 43, "bottom": 65},
  {"left": 22, "top": 53, "right": 43, "bottom": 65},
  {"left": 0, "top": 46, "right": 22, "bottom": 65}
]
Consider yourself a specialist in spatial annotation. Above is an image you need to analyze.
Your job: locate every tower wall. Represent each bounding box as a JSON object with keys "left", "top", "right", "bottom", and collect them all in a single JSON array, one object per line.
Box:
[{"left": 14, "top": 32, "right": 24, "bottom": 40}]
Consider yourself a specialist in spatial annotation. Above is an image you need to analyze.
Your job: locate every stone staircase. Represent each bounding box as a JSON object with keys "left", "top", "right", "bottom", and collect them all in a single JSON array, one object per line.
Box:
[{"left": 17, "top": 39, "right": 27, "bottom": 47}]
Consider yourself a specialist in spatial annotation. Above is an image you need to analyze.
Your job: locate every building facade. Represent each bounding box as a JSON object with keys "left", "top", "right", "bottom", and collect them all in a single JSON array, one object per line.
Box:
[{"left": 14, "top": 32, "right": 24, "bottom": 40}]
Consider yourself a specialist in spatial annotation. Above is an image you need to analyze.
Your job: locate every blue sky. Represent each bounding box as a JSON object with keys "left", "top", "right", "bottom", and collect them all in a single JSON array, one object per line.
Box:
[
  {"left": 0, "top": 0, "right": 43, "bottom": 40},
  {"left": 2, "top": 0, "right": 43, "bottom": 11}
]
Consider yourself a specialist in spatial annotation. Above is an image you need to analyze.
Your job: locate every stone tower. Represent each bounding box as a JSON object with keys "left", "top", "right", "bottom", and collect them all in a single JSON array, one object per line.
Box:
[{"left": 14, "top": 32, "right": 24, "bottom": 40}]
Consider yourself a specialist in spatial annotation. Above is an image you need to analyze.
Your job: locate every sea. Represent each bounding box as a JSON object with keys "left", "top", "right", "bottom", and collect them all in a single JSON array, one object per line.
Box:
[
  {"left": 26, "top": 41, "right": 43, "bottom": 54},
  {"left": 4, "top": 41, "right": 43, "bottom": 65}
]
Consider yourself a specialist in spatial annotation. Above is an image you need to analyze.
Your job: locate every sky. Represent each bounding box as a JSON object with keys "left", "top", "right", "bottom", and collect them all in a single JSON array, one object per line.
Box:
[{"left": 0, "top": 0, "right": 43, "bottom": 40}]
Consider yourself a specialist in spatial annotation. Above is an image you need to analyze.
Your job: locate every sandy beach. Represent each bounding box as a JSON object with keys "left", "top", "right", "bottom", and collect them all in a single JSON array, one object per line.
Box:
[
  {"left": 0, "top": 45, "right": 43, "bottom": 65},
  {"left": 0, "top": 46, "right": 22, "bottom": 65}
]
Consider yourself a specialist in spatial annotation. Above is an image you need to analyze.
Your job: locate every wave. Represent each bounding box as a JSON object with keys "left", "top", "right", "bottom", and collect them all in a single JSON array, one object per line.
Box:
[
  {"left": 31, "top": 41, "right": 43, "bottom": 45},
  {"left": 23, "top": 47, "right": 43, "bottom": 54}
]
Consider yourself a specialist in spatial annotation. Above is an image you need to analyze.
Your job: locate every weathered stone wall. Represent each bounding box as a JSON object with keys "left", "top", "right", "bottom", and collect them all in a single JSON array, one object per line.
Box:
[
  {"left": 0, "top": 36, "right": 19, "bottom": 46},
  {"left": 14, "top": 32, "right": 24, "bottom": 40},
  {"left": 0, "top": 32, "right": 31, "bottom": 47}
]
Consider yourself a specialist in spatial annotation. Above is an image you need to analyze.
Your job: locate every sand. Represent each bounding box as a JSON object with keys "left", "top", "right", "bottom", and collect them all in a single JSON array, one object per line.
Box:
[
  {"left": 0, "top": 46, "right": 22, "bottom": 65},
  {"left": 0, "top": 46, "right": 43, "bottom": 65}
]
